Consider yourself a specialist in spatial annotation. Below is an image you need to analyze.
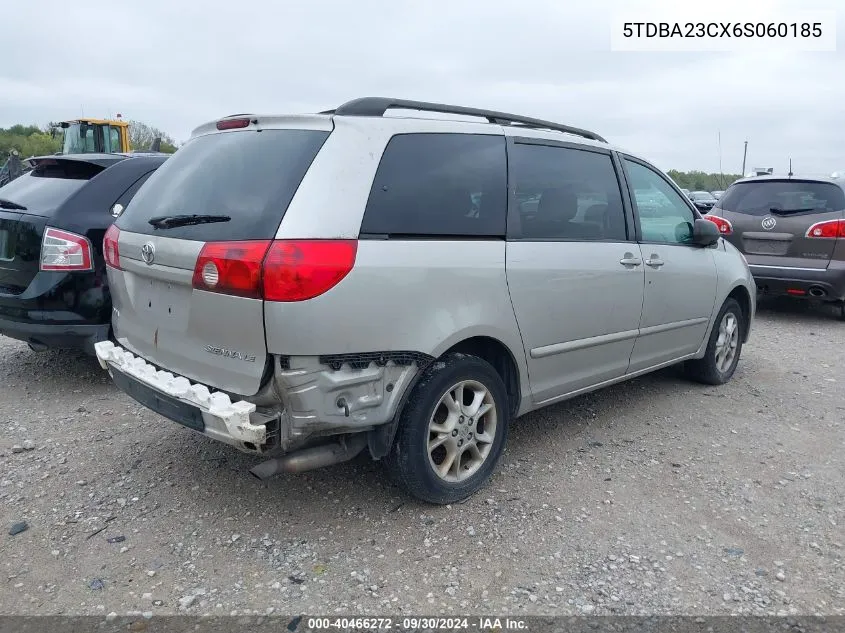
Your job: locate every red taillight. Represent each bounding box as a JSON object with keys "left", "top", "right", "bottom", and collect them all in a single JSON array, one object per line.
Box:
[
  {"left": 103, "top": 224, "right": 121, "bottom": 269},
  {"left": 805, "top": 219, "right": 845, "bottom": 238},
  {"left": 216, "top": 118, "right": 251, "bottom": 130},
  {"left": 191, "top": 239, "right": 357, "bottom": 301},
  {"left": 192, "top": 241, "right": 271, "bottom": 299},
  {"left": 704, "top": 214, "right": 733, "bottom": 235},
  {"left": 263, "top": 240, "right": 358, "bottom": 302},
  {"left": 40, "top": 227, "right": 93, "bottom": 271},
  {"left": 787, "top": 288, "right": 806, "bottom": 296}
]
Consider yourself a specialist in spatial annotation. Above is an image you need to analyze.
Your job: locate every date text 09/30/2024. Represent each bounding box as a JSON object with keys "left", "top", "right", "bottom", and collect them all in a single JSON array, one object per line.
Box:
[{"left": 306, "top": 617, "right": 529, "bottom": 631}]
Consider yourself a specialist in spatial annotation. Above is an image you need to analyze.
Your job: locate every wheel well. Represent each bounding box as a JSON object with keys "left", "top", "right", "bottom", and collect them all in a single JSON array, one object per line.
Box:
[
  {"left": 443, "top": 336, "right": 521, "bottom": 416},
  {"left": 727, "top": 286, "right": 751, "bottom": 342}
]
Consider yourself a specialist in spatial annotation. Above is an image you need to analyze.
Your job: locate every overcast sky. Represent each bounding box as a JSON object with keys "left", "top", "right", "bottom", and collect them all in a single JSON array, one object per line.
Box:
[{"left": 2, "top": 0, "right": 842, "bottom": 175}]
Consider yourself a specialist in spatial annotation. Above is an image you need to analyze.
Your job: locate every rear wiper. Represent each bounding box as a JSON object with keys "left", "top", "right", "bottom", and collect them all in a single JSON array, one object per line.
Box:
[
  {"left": 148, "top": 214, "right": 231, "bottom": 229},
  {"left": 770, "top": 207, "right": 817, "bottom": 215},
  {"left": 0, "top": 198, "right": 26, "bottom": 210}
]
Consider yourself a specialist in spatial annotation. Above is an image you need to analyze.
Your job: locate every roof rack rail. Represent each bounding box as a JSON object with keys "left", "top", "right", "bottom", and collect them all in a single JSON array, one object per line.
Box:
[{"left": 331, "top": 97, "right": 606, "bottom": 143}]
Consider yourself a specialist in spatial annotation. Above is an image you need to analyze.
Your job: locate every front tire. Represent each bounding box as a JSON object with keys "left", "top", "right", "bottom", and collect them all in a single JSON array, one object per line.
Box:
[
  {"left": 685, "top": 298, "right": 744, "bottom": 385},
  {"left": 386, "top": 353, "right": 509, "bottom": 504}
]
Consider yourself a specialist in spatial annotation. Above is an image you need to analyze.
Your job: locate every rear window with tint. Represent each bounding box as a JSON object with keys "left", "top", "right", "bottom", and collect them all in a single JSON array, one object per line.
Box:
[
  {"left": 360, "top": 133, "right": 507, "bottom": 238},
  {"left": 116, "top": 129, "right": 330, "bottom": 241},
  {"left": 719, "top": 180, "right": 845, "bottom": 216},
  {"left": 0, "top": 172, "right": 90, "bottom": 213}
]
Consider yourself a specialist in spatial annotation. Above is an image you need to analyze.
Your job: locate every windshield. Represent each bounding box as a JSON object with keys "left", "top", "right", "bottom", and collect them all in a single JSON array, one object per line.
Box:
[
  {"left": 61, "top": 123, "right": 97, "bottom": 154},
  {"left": 718, "top": 180, "right": 845, "bottom": 216},
  {"left": 691, "top": 192, "right": 715, "bottom": 201}
]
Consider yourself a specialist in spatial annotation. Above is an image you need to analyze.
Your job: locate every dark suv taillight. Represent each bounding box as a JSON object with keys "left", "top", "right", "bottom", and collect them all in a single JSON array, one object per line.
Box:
[
  {"left": 703, "top": 214, "right": 733, "bottom": 236},
  {"left": 806, "top": 219, "right": 845, "bottom": 238},
  {"left": 40, "top": 227, "right": 93, "bottom": 271}
]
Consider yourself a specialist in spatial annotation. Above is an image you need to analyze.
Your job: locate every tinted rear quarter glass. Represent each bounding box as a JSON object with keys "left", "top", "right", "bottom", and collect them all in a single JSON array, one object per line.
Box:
[
  {"left": 116, "top": 129, "right": 330, "bottom": 241},
  {"left": 360, "top": 133, "right": 507, "bottom": 237},
  {"left": 719, "top": 180, "right": 845, "bottom": 216}
]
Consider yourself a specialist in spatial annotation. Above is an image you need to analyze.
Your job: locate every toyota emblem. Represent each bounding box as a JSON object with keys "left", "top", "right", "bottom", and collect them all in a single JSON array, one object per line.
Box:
[
  {"left": 761, "top": 216, "right": 777, "bottom": 230},
  {"left": 141, "top": 242, "right": 156, "bottom": 265}
]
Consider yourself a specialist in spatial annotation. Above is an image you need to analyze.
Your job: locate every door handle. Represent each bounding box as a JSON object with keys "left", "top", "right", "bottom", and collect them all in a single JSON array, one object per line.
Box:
[
  {"left": 619, "top": 256, "right": 642, "bottom": 267},
  {"left": 645, "top": 256, "right": 665, "bottom": 268}
]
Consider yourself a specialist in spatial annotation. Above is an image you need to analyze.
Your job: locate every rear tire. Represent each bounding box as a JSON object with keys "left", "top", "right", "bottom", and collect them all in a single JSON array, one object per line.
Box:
[
  {"left": 685, "top": 298, "right": 744, "bottom": 385},
  {"left": 385, "top": 353, "right": 509, "bottom": 504}
]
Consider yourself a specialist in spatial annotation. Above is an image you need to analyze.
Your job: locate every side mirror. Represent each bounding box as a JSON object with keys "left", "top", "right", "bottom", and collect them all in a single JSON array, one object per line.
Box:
[{"left": 693, "top": 218, "right": 720, "bottom": 246}]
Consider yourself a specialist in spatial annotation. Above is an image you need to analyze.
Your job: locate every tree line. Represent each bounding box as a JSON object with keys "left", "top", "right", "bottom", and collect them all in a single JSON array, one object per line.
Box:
[
  {"left": 0, "top": 121, "right": 178, "bottom": 157},
  {"left": 667, "top": 169, "right": 742, "bottom": 192}
]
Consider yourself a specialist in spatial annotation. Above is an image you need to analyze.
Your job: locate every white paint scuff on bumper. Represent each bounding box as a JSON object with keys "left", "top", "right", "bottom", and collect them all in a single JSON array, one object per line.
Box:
[{"left": 94, "top": 340, "right": 266, "bottom": 447}]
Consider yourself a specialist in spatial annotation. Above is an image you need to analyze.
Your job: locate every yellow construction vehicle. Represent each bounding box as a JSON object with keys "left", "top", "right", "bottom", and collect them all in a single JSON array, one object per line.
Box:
[
  {"left": 56, "top": 116, "right": 132, "bottom": 154},
  {"left": 2, "top": 116, "right": 163, "bottom": 188}
]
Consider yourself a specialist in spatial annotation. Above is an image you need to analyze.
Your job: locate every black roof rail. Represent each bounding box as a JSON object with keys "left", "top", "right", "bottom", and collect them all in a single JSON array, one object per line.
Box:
[{"left": 331, "top": 97, "right": 606, "bottom": 143}]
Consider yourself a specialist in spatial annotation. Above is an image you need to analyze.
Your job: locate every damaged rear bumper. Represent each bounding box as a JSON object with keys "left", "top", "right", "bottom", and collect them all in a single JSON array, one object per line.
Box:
[
  {"left": 95, "top": 341, "right": 433, "bottom": 458},
  {"left": 94, "top": 340, "right": 271, "bottom": 452}
]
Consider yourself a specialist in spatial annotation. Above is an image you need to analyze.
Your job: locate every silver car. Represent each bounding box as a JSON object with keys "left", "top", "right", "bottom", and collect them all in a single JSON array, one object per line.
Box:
[{"left": 94, "top": 98, "right": 756, "bottom": 504}]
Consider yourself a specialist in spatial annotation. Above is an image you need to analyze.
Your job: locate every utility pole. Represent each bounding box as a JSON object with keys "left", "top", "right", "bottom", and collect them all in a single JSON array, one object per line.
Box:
[{"left": 741, "top": 140, "right": 748, "bottom": 176}]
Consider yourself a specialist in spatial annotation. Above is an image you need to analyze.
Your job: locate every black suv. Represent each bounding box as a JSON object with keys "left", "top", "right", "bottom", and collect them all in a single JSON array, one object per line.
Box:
[{"left": 0, "top": 153, "right": 168, "bottom": 353}]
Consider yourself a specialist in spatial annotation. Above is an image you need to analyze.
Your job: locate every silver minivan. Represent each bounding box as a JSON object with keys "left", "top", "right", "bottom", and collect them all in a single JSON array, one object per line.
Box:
[{"left": 95, "top": 98, "right": 756, "bottom": 504}]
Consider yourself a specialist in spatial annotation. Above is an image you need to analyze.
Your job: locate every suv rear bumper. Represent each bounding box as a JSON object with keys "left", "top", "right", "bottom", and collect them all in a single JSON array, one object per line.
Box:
[
  {"left": 0, "top": 317, "right": 110, "bottom": 353},
  {"left": 94, "top": 340, "right": 272, "bottom": 453},
  {"left": 750, "top": 262, "right": 845, "bottom": 302},
  {"left": 0, "top": 270, "right": 112, "bottom": 353}
]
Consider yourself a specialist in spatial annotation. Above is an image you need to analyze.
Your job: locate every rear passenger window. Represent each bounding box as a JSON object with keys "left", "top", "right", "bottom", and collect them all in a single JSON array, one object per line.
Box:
[
  {"left": 361, "top": 134, "right": 507, "bottom": 237},
  {"left": 510, "top": 143, "right": 627, "bottom": 241}
]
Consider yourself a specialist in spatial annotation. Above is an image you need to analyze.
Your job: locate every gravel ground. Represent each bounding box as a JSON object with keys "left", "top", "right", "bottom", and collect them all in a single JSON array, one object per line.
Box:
[{"left": 1, "top": 297, "right": 843, "bottom": 617}]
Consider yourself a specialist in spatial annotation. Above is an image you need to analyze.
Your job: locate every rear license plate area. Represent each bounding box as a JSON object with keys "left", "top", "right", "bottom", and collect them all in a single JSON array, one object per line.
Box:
[
  {"left": 742, "top": 238, "right": 790, "bottom": 256},
  {"left": 138, "top": 278, "right": 188, "bottom": 323},
  {"left": 111, "top": 366, "right": 205, "bottom": 432}
]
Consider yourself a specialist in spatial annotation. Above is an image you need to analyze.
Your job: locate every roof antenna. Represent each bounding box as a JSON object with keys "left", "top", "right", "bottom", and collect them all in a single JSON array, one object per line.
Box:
[{"left": 788, "top": 158, "right": 793, "bottom": 178}]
